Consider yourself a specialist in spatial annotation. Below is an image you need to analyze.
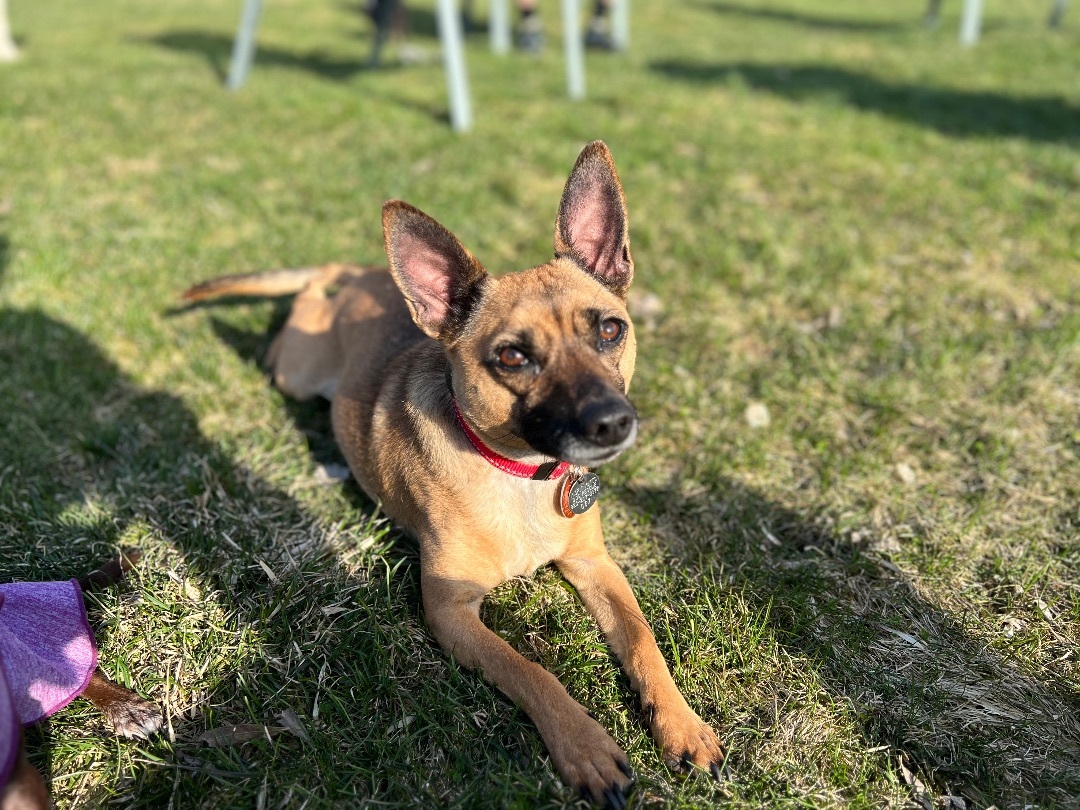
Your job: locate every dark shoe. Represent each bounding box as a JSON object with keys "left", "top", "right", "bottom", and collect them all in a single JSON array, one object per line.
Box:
[
  {"left": 517, "top": 14, "right": 545, "bottom": 52},
  {"left": 585, "top": 16, "right": 616, "bottom": 50}
]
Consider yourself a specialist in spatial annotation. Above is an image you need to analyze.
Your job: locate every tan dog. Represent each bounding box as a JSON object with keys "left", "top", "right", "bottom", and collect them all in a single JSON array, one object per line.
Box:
[{"left": 183, "top": 141, "right": 723, "bottom": 806}]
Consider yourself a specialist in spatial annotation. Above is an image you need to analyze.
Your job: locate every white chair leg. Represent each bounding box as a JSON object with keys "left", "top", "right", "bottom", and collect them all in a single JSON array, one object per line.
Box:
[
  {"left": 0, "top": 0, "right": 19, "bottom": 62},
  {"left": 226, "top": 0, "right": 263, "bottom": 90},
  {"left": 561, "top": 0, "right": 585, "bottom": 99},
  {"left": 490, "top": 0, "right": 511, "bottom": 54},
  {"left": 611, "top": 0, "right": 629, "bottom": 51},
  {"left": 959, "top": 0, "right": 983, "bottom": 46},
  {"left": 437, "top": 0, "right": 473, "bottom": 132}
]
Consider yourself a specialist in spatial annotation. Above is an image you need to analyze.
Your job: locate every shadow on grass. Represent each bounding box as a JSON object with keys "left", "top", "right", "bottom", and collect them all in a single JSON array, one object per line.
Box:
[
  {"left": 148, "top": 31, "right": 231, "bottom": 83},
  {"left": 621, "top": 474, "right": 1080, "bottom": 805},
  {"left": 146, "top": 29, "right": 457, "bottom": 124},
  {"left": 692, "top": 1, "right": 911, "bottom": 32},
  {"left": 190, "top": 296, "right": 1080, "bottom": 805},
  {"left": 206, "top": 303, "right": 348, "bottom": 469},
  {"left": 148, "top": 3, "right": 446, "bottom": 86},
  {"left": 6, "top": 277, "right": 1077, "bottom": 804},
  {"left": 0, "top": 307, "right": 332, "bottom": 802},
  {"left": 651, "top": 59, "right": 1080, "bottom": 144},
  {"left": 0, "top": 304, "right": 565, "bottom": 806},
  {"left": 150, "top": 31, "right": 380, "bottom": 83}
]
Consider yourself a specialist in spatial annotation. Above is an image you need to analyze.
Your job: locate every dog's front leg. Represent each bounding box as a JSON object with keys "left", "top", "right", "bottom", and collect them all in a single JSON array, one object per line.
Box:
[
  {"left": 557, "top": 519, "right": 724, "bottom": 779},
  {"left": 422, "top": 571, "right": 633, "bottom": 807}
]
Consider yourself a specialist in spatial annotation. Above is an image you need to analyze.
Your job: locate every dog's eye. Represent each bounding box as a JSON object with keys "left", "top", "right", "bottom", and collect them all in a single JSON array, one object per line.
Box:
[
  {"left": 497, "top": 346, "right": 530, "bottom": 369},
  {"left": 599, "top": 318, "right": 624, "bottom": 344}
]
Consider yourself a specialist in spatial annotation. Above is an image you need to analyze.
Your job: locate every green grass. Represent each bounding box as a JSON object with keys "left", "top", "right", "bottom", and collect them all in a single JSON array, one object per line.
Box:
[{"left": 2, "top": 0, "right": 1079, "bottom": 806}]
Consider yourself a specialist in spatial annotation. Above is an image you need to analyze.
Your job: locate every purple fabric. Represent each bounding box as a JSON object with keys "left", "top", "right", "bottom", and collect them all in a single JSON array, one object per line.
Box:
[{"left": 0, "top": 579, "right": 98, "bottom": 789}]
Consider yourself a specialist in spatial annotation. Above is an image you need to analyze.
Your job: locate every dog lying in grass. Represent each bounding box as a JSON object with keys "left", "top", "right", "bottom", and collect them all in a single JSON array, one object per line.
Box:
[{"left": 183, "top": 141, "right": 723, "bottom": 806}]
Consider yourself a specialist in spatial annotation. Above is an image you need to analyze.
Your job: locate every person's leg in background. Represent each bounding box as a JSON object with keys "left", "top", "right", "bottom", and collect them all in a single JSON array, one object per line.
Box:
[
  {"left": 514, "top": 0, "right": 621, "bottom": 53},
  {"left": 585, "top": 0, "right": 618, "bottom": 50}
]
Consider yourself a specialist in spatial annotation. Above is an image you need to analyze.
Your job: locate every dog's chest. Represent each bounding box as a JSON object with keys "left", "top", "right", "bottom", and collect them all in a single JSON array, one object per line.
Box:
[{"left": 471, "top": 476, "right": 572, "bottom": 580}]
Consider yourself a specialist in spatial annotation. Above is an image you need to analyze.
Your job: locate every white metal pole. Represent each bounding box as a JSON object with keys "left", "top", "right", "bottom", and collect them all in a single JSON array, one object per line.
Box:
[
  {"left": 959, "top": 0, "right": 983, "bottom": 46},
  {"left": 612, "top": 0, "right": 629, "bottom": 51},
  {"left": 437, "top": 0, "right": 473, "bottom": 132},
  {"left": 226, "top": 0, "right": 263, "bottom": 89},
  {"left": 0, "top": 0, "right": 20, "bottom": 62},
  {"left": 490, "top": 0, "right": 511, "bottom": 54},
  {"left": 561, "top": 0, "right": 585, "bottom": 99}
]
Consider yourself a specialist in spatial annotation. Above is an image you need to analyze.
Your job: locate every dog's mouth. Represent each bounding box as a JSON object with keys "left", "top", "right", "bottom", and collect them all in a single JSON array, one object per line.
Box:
[
  {"left": 554, "top": 420, "right": 639, "bottom": 467},
  {"left": 521, "top": 396, "right": 639, "bottom": 468}
]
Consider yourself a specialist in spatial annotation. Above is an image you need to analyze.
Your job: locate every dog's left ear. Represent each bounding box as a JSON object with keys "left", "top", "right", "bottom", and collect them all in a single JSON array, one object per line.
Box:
[
  {"left": 383, "top": 200, "right": 489, "bottom": 341},
  {"left": 554, "top": 140, "right": 633, "bottom": 298}
]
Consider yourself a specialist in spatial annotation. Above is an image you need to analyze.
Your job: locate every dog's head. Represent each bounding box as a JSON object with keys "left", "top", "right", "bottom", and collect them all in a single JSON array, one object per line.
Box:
[{"left": 382, "top": 141, "right": 638, "bottom": 468}]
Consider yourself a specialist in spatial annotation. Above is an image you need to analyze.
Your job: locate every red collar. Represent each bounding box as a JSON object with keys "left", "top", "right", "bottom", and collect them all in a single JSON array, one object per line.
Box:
[{"left": 451, "top": 399, "right": 571, "bottom": 481}]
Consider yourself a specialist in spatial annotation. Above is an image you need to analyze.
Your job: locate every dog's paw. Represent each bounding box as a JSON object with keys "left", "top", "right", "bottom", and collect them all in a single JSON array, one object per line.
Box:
[
  {"left": 549, "top": 712, "right": 634, "bottom": 808},
  {"left": 104, "top": 697, "right": 163, "bottom": 739},
  {"left": 645, "top": 697, "right": 725, "bottom": 781}
]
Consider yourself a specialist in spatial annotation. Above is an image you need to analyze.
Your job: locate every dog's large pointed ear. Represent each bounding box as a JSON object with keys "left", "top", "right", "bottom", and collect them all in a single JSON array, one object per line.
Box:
[
  {"left": 554, "top": 141, "right": 633, "bottom": 298},
  {"left": 383, "top": 200, "right": 489, "bottom": 340}
]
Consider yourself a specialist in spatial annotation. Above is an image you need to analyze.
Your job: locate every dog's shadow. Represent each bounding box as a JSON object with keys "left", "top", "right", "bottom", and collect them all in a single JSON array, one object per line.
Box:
[
  {"left": 204, "top": 298, "right": 346, "bottom": 469},
  {"left": 609, "top": 472, "right": 1080, "bottom": 805}
]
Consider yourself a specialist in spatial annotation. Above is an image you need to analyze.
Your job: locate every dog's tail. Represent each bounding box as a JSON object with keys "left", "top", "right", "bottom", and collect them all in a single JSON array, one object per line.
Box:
[{"left": 181, "top": 263, "right": 362, "bottom": 303}]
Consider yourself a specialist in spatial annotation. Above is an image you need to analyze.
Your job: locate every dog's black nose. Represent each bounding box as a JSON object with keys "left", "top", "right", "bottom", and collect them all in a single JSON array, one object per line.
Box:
[{"left": 580, "top": 399, "right": 636, "bottom": 447}]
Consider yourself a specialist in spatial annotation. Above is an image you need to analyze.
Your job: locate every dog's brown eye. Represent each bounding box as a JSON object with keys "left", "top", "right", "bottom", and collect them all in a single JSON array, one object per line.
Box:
[
  {"left": 599, "top": 319, "right": 623, "bottom": 343},
  {"left": 498, "top": 347, "right": 529, "bottom": 368}
]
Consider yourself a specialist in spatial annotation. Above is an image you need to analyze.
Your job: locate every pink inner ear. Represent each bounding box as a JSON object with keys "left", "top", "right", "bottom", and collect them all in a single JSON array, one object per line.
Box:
[
  {"left": 574, "top": 201, "right": 615, "bottom": 272},
  {"left": 395, "top": 236, "right": 454, "bottom": 328},
  {"left": 562, "top": 179, "right": 629, "bottom": 284}
]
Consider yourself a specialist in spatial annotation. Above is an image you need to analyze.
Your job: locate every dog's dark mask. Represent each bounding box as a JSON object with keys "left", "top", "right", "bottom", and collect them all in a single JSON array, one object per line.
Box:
[{"left": 518, "top": 371, "right": 638, "bottom": 467}]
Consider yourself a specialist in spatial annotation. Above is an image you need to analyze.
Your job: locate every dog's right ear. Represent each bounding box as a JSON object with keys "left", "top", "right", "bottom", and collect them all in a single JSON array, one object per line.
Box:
[
  {"left": 383, "top": 200, "right": 489, "bottom": 340},
  {"left": 554, "top": 140, "right": 633, "bottom": 299}
]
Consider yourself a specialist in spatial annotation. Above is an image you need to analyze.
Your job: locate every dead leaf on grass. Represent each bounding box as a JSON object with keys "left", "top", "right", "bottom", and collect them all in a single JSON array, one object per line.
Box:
[
  {"left": 745, "top": 401, "right": 771, "bottom": 429},
  {"left": 198, "top": 724, "right": 285, "bottom": 747},
  {"left": 276, "top": 709, "right": 311, "bottom": 743},
  {"left": 895, "top": 462, "right": 917, "bottom": 485},
  {"left": 898, "top": 756, "right": 934, "bottom": 810}
]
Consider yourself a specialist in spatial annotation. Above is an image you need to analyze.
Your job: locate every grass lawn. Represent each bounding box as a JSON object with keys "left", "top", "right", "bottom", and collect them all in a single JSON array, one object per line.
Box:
[{"left": 2, "top": 0, "right": 1079, "bottom": 806}]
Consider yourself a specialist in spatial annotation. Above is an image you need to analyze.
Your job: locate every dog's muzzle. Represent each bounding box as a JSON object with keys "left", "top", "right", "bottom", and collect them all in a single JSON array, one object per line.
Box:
[
  {"left": 524, "top": 392, "right": 639, "bottom": 467},
  {"left": 579, "top": 397, "right": 637, "bottom": 447}
]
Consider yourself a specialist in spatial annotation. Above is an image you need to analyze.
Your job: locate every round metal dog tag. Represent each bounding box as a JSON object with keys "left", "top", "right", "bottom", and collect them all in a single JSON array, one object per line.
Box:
[{"left": 560, "top": 472, "right": 601, "bottom": 518}]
